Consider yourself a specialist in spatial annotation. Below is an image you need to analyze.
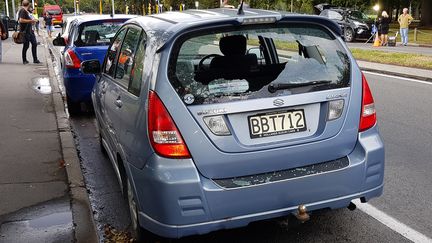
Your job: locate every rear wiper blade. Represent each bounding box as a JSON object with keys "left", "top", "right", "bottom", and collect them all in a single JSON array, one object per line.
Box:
[{"left": 268, "top": 80, "right": 332, "bottom": 93}]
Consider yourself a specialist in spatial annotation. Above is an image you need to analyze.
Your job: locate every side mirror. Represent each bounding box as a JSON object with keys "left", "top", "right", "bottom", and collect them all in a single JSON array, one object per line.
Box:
[
  {"left": 81, "top": 60, "right": 101, "bottom": 74},
  {"left": 53, "top": 33, "right": 66, "bottom": 46},
  {"left": 247, "top": 47, "right": 263, "bottom": 59}
]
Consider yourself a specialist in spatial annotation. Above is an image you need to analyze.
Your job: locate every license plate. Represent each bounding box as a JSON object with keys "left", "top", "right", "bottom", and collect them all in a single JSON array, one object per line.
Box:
[{"left": 248, "top": 109, "right": 307, "bottom": 138}]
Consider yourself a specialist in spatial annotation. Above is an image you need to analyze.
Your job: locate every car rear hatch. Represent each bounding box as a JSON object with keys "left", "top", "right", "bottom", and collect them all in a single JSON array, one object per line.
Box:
[
  {"left": 160, "top": 19, "right": 361, "bottom": 179},
  {"left": 72, "top": 19, "right": 129, "bottom": 64}
]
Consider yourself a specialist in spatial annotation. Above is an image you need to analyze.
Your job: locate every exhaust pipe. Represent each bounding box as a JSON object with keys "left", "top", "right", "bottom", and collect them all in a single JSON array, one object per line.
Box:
[
  {"left": 347, "top": 201, "right": 357, "bottom": 211},
  {"left": 295, "top": 205, "right": 310, "bottom": 223}
]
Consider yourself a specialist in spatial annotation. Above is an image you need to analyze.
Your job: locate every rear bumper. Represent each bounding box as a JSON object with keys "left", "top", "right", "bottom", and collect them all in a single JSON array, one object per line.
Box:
[
  {"left": 126, "top": 125, "right": 384, "bottom": 238},
  {"left": 63, "top": 70, "right": 95, "bottom": 103}
]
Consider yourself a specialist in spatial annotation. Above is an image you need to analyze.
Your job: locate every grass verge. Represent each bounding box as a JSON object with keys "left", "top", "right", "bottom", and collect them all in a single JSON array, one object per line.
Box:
[{"left": 350, "top": 48, "right": 432, "bottom": 70}]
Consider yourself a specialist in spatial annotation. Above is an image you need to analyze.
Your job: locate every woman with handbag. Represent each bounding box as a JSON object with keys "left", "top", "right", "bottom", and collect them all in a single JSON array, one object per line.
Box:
[
  {"left": 18, "top": 0, "right": 40, "bottom": 64},
  {"left": 0, "top": 20, "right": 6, "bottom": 63}
]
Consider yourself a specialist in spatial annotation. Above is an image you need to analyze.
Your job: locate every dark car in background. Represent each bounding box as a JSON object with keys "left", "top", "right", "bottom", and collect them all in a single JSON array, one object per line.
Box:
[
  {"left": 315, "top": 4, "right": 372, "bottom": 42},
  {"left": 0, "top": 13, "right": 18, "bottom": 31}
]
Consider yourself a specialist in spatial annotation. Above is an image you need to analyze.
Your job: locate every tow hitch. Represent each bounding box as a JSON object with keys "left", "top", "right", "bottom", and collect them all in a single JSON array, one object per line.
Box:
[{"left": 295, "top": 205, "right": 310, "bottom": 222}]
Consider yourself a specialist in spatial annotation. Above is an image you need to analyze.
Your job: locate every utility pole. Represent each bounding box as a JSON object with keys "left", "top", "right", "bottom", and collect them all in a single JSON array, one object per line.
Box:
[
  {"left": 111, "top": 0, "right": 115, "bottom": 16},
  {"left": 290, "top": 0, "right": 293, "bottom": 12},
  {"left": 12, "top": 0, "right": 16, "bottom": 19},
  {"left": 6, "top": 0, "right": 10, "bottom": 16}
]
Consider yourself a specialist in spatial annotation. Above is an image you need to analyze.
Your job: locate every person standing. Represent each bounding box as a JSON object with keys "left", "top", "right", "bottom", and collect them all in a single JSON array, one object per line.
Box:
[
  {"left": 0, "top": 20, "right": 6, "bottom": 63},
  {"left": 18, "top": 0, "right": 40, "bottom": 64},
  {"left": 379, "top": 11, "right": 391, "bottom": 46},
  {"left": 44, "top": 12, "right": 53, "bottom": 38},
  {"left": 398, "top": 8, "right": 413, "bottom": 46}
]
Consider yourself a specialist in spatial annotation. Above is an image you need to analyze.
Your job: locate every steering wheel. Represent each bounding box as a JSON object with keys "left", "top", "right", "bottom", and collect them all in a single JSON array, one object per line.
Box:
[{"left": 198, "top": 54, "right": 222, "bottom": 71}]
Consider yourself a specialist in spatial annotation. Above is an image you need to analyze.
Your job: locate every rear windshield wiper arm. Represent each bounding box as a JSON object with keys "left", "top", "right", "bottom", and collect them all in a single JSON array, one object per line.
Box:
[{"left": 268, "top": 80, "right": 332, "bottom": 93}]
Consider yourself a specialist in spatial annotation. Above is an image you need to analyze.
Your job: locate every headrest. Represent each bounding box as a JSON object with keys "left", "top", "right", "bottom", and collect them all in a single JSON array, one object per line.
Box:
[
  {"left": 219, "top": 35, "right": 247, "bottom": 56},
  {"left": 85, "top": 30, "right": 100, "bottom": 39}
]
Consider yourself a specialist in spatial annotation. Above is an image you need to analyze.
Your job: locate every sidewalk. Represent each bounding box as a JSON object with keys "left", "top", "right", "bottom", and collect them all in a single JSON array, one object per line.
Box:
[{"left": 0, "top": 35, "right": 96, "bottom": 242}]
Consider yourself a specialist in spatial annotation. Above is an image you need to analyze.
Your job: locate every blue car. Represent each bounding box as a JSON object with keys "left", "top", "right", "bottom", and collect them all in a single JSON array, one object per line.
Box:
[
  {"left": 53, "top": 15, "right": 135, "bottom": 115},
  {"left": 83, "top": 8, "right": 384, "bottom": 240}
]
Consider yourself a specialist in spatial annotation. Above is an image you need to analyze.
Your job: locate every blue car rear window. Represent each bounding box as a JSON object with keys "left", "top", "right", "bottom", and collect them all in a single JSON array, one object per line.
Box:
[
  {"left": 75, "top": 21, "right": 124, "bottom": 47},
  {"left": 168, "top": 23, "right": 351, "bottom": 105}
]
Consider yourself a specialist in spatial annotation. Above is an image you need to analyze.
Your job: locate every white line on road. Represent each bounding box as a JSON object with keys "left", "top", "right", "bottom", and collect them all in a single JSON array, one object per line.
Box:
[
  {"left": 363, "top": 71, "right": 432, "bottom": 86},
  {"left": 353, "top": 199, "right": 432, "bottom": 243}
]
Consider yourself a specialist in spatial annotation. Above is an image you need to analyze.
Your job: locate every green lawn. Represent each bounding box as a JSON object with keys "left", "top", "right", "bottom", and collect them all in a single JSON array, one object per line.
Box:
[
  {"left": 350, "top": 48, "right": 432, "bottom": 70},
  {"left": 387, "top": 28, "right": 432, "bottom": 45}
]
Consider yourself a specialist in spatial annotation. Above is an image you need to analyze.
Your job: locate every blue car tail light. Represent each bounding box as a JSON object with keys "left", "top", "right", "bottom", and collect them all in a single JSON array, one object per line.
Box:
[{"left": 64, "top": 49, "right": 81, "bottom": 69}]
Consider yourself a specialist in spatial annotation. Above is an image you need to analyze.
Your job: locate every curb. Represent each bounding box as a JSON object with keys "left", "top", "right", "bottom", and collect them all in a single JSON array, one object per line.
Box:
[
  {"left": 43, "top": 37, "right": 99, "bottom": 243},
  {"left": 359, "top": 67, "right": 432, "bottom": 82}
]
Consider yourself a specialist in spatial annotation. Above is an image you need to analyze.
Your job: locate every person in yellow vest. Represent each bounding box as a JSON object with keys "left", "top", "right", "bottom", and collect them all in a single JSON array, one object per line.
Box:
[
  {"left": 398, "top": 8, "right": 413, "bottom": 46},
  {"left": 33, "top": 10, "right": 40, "bottom": 36}
]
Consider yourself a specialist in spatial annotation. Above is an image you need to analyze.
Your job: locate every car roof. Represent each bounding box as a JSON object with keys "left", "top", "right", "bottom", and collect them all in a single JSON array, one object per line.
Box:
[{"left": 125, "top": 8, "right": 342, "bottom": 51}]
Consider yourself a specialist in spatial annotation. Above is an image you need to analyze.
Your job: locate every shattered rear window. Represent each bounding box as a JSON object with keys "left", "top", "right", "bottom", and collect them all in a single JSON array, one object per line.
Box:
[{"left": 168, "top": 23, "right": 350, "bottom": 105}]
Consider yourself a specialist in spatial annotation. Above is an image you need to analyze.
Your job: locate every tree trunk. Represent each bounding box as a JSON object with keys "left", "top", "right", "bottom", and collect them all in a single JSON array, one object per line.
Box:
[{"left": 421, "top": 0, "right": 432, "bottom": 26}]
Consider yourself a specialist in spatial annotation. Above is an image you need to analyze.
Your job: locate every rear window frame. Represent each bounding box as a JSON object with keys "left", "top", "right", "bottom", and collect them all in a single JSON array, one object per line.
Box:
[{"left": 167, "top": 21, "right": 351, "bottom": 105}]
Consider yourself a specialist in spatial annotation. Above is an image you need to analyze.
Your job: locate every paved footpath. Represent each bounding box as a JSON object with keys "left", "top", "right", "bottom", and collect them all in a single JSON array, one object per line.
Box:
[{"left": 0, "top": 35, "right": 96, "bottom": 242}]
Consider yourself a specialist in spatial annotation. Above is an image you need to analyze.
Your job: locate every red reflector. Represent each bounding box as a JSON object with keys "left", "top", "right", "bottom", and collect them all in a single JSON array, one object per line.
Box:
[
  {"left": 359, "top": 73, "right": 377, "bottom": 132},
  {"left": 148, "top": 91, "right": 191, "bottom": 158}
]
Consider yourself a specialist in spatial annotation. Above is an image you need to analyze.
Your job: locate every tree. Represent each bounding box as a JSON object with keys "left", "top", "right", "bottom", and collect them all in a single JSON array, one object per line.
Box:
[{"left": 420, "top": 0, "right": 431, "bottom": 26}]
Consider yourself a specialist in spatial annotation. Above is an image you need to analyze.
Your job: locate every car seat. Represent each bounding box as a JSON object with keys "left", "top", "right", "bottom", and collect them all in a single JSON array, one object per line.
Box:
[
  {"left": 85, "top": 30, "right": 100, "bottom": 45},
  {"left": 210, "top": 35, "right": 258, "bottom": 78}
]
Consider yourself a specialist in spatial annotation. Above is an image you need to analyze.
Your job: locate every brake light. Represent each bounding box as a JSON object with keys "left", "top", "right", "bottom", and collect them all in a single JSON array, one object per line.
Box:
[
  {"left": 148, "top": 91, "right": 191, "bottom": 158},
  {"left": 359, "top": 73, "right": 376, "bottom": 132},
  {"left": 64, "top": 49, "right": 81, "bottom": 69}
]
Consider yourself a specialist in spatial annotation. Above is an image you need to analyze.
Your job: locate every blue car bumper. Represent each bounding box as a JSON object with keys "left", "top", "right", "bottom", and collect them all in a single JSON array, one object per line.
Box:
[
  {"left": 63, "top": 68, "right": 95, "bottom": 103},
  {"left": 126, "top": 125, "right": 384, "bottom": 238}
]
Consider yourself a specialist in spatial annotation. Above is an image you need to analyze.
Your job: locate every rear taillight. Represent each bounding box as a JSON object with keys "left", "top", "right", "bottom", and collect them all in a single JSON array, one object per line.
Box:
[
  {"left": 148, "top": 91, "right": 191, "bottom": 159},
  {"left": 359, "top": 73, "right": 376, "bottom": 132},
  {"left": 64, "top": 49, "right": 81, "bottom": 69}
]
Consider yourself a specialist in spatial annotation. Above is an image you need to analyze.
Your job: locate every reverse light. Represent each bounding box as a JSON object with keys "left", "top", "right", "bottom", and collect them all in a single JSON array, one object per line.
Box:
[
  {"left": 148, "top": 91, "right": 191, "bottom": 158},
  {"left": 64, "top": 49, "right": 81, "bottom": 69},
  {"left": 359, "top": 73, "right": 377, "bottom": 132},
  {"left": 327, "top": 99, "right": 344, "bottom": 121},
  {"left": 203, "top": 115, "right": 231, "bottom": 136}
]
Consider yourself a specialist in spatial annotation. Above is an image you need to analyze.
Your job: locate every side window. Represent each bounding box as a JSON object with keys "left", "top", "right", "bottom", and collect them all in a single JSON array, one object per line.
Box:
[
  {"left": 104, "top": 28, "right": 127, "bottom": 77},
  {"left": 128, "top": 34, "right": 147, "bottom": 96},
  {"left": 114, "top": 27, "right": 142, "bottom": 88}
]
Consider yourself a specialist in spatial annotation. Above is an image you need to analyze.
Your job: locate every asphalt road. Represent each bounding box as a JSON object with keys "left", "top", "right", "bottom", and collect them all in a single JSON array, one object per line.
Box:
[{"left": 47, "top": 26, "right": 432, "bottom": 242}]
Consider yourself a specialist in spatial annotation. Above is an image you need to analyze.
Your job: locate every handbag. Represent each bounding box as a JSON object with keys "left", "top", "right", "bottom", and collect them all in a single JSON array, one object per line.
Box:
[{"left": 12, "top": 31, "right": 25, "bottom": 44}]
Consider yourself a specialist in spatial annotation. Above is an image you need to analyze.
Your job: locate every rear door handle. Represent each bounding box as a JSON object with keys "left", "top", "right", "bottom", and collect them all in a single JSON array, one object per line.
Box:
[{"left": 115, "top": 98, "right": 122, "bottom": 108}]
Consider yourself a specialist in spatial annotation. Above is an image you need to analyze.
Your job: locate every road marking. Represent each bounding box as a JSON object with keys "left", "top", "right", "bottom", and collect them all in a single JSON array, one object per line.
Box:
[
  {"left": 353, "top": 199, "right": 432, "bottom": 243},
  {"left": 363, "top": 71, "right": 432, "bottom": 86}
]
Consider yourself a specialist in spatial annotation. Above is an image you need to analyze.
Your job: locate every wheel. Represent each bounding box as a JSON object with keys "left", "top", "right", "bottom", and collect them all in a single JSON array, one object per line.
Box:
[
  {"left": 344, "top": 28, "right": 354, "bottom": 42},
  {"left": 66, "top": 96, "right": 81, "bottom": 116},
  {"left": 126, "top": 179, "right": 167, "bottom": 243}
]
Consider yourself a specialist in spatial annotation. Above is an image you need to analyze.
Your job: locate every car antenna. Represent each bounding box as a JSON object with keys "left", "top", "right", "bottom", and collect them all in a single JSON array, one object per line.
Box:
[{"left": 237, "top": 0, "right": 245, "bottom": 15}]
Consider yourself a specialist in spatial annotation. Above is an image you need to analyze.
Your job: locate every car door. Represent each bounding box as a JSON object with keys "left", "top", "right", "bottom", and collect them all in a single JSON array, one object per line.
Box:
[
  {"left": 116, "top": 30, "right": 153, "bottom": 168},
  {"left": 103, "top": 25, "right": 143, "bottom": 157},
  {"left": 97, "top": 27, "right": 128, "bottom": 155}
]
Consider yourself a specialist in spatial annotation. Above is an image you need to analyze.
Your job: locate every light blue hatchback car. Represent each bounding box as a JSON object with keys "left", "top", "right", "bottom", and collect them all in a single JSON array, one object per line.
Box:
[{"left": 83, "top": 7, "right": 384, "bottom": 240}]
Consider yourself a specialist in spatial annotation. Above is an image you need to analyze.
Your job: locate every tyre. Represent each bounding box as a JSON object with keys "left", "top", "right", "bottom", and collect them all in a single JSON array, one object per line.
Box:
[
  {"left": 126, "top": 179, "right": 167, "bottom": 243},
  {"left": 344, "top": 28, "right": 355, "bottom": 42},
  {"left": 66, "top": 96, "right": 81, "bottom": 116}
]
